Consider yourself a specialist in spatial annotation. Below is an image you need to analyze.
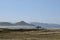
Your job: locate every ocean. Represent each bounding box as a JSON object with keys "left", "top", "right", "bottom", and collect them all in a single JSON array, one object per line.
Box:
[{"left": 0, "top": 26, "right": 36, "bottom": 29}]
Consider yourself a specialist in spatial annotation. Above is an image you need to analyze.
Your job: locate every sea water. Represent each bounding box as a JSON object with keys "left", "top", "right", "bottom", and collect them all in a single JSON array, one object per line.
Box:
[{"left": 0, "top": 26, "right": 36, "bottom": 29}]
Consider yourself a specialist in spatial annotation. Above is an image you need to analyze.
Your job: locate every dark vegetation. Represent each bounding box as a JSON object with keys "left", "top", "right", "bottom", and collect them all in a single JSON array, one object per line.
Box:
[
  {"left": 0, "top": 28, "right": 60, "bottom": 40},
  {"left": 0, "top": 28, "right": 51, "bottom": 33},
  {"left": 36, "top": 26, "right": 41, "bottom": 29}
]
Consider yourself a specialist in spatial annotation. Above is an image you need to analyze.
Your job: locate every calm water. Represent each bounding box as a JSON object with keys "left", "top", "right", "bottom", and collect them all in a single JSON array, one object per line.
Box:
[{"left": 0, "top": 26, "right": 36, "bottom": 29}]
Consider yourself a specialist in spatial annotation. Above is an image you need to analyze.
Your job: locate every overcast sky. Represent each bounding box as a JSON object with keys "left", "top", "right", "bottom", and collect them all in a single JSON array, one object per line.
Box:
[{"left": 0, "top": 0, "right": 60, "bottom": 24}]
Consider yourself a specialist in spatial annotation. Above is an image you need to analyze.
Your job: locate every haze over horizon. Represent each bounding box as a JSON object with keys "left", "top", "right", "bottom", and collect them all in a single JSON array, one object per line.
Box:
[{"left": 0, "top": 0, "right": 60, "bottom": 24}]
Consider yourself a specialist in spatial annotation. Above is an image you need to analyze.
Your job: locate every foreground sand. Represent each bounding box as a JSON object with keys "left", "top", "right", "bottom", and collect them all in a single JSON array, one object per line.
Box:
[
  {"left": 0, "top": 32, "right": 60, "bottom": 40},
  {"left": 0, "top": 28, "right": 60, "bottom": 40}
]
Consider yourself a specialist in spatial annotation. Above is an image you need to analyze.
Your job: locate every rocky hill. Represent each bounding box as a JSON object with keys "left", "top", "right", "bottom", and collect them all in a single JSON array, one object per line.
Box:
[
  {"left": 31, "top": 22, "right": 60, "bottom": 28},
  {"left": 0, "top": 21, "right": 34, "bottom": 26},
  {"left": 15, "top": 21, "right": 34, "bottom": 26}
]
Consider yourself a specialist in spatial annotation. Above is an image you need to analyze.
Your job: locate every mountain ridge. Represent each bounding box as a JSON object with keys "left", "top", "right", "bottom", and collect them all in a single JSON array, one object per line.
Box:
[
  {"left": 0, "top": 21, "right": 60, "bottom": 28},
  {"left": 0, "top": 21, "right": 34, "bottom": 26},
  {"left": 31, "top": 22, "right": 60, "bottom": 28}
]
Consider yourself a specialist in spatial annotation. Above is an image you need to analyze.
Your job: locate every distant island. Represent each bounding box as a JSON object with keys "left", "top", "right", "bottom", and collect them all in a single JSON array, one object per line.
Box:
[
  {"left": 0, "top": 21, "right": 60, "bottom": 28},
  {"left": 0, "top": 21, "right": 34, "bottom": 26}
]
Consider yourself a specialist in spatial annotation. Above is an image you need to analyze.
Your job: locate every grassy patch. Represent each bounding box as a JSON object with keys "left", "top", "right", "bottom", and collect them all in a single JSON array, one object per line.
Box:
[{"left": 0, "top": 28, "right": 60, "bottom": 40}]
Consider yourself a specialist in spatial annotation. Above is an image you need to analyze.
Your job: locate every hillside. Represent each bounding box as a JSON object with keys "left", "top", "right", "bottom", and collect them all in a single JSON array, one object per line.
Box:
[
  {"left": 15, "top": 21, "right": 34, "bottom": 26},
  {"left": 0, "top": 21, "right": 34, "bottom": 26},
  {"left": 31, "top": 22, "right": 60, "bottom": 28},
  {"left": 0, "top": 22, "right": 13, "bottom": 26}
]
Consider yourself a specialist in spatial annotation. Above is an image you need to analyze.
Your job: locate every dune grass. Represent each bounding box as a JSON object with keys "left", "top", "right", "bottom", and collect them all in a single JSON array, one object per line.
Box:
[{"left": 0, "top": 28, "right": 60, "bottom": 40}]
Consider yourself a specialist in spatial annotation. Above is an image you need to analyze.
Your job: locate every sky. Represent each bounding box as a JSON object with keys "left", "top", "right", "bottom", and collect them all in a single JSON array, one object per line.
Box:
[{"left": 0, "top": 0, "right": 60, "bottom": 24}]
